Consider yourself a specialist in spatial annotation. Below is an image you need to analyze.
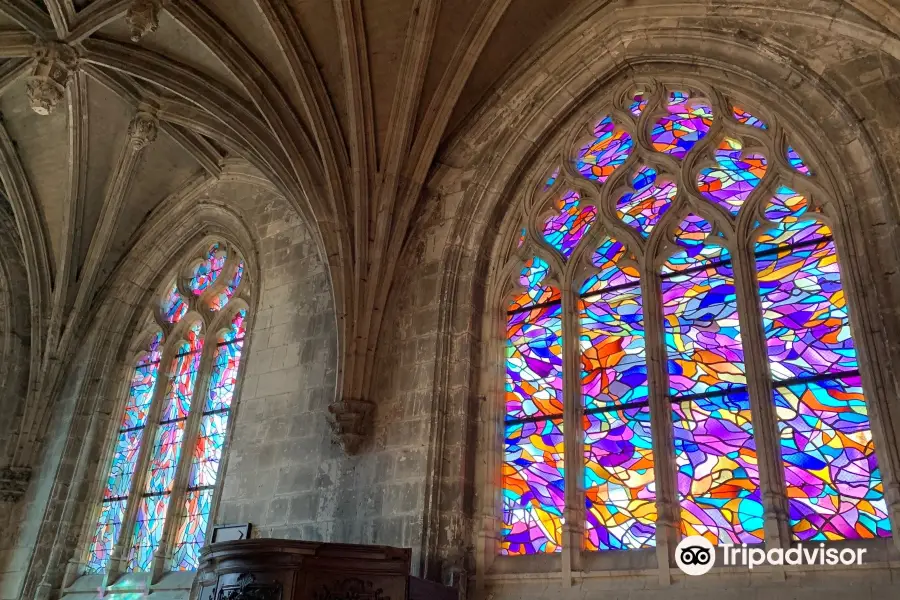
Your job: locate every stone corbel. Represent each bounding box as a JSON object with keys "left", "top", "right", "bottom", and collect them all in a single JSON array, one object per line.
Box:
[
  {"left": 128, "top": 107, "right": 159, "bottom": 150},
  {"left": 125, "top": 0, "right": 163, "bottom": 42},
  {"left": 0, "top": 465, "right": 32, "bottom": 502},
  {"left": 327, "top": 398, "right": 375, "bottom": 454},
  {"left": 26, "top": 41, "right": 78, "bottom": 116}
]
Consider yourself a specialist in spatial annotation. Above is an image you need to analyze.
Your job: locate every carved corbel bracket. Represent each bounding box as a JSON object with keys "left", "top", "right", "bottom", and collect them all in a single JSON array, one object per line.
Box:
[
  {"left": 125, "top": 0, "right": 163, "bottom": 42},
  {"left": 128, "top": 107, "right": 159, "bottom": 150},
  {"left": 26, "top": 42, "right": 79, "bottom": 116},
  {"left": 327, "top": 398, "right": 375, "bottom": 455},
  {"left": 0, "top": 465, "right": 32, "bottom": 502}
]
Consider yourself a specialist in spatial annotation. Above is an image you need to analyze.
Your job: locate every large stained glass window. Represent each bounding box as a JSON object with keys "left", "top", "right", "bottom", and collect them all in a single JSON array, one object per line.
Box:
[
  {"left": 85, "top": 242, "right": 249, "bottom": 574},
  {"left": 498, "top": 83, "right": 890, "bottom": 558}
]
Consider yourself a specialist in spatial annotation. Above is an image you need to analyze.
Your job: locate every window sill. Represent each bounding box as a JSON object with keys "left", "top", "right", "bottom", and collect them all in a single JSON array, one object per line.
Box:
[{"left": 63, "top": 572, "right": 197, "bottom": 600}]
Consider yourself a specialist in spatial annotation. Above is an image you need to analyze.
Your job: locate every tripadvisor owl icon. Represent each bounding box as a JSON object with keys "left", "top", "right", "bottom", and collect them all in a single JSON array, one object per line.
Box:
[{"left": 675, "top": 535, "right": 715, "bottom": 576}]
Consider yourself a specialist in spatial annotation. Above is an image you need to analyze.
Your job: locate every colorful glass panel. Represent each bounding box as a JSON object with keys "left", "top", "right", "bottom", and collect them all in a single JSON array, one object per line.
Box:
[
  {"left": 580, "top": 238, "right": 639, "bottom": 295},
  {"left": 542, "top": 190, "right": 597, "bottom": 259},
  {"left": 207, "top": 337, "right": 245, "bottom": 411},
  {"left": 209, "top": 262, "right": 245, "bottom": 312},
  {"left": 787, "top": 146, "right": 811, "bottom": 175},
  {"left": 580, "top": 283, "right": 647, "bottom": 410},
  {"left": 662, "top": 215, "right": 729, "bottom": 273},
  {"left": 128, "top": 323, "right": 201, "bottom": 571},
  {"left": 756, "top": 187, "right": 831, "bottom": 251},
  {"left": 697, "top": 138, "right": 767, "bottom": 215},
  {"left": 188, "top": 413, "right": 228, "bottom": 488},
  {"left": 509, "top": 257, "right": 559, "bottom": 310},
  {"left": 85, "top": 332, "right": 162, "bottom": 574},
  {"left": 575, "top": 116, "right": 633, "bottom": 183},
  {"left": 732, "top": 106, "right": 768, "bottom": 129},
  {"left": 171, "top": 311, "right": 245, "bottom": 570},
  {"left": 616, "top": 166, "right": 677, "bottom": 238},
  {"left": 673, "top": 394, "right": 764, "bottom": 544},
  {"left": 544, "top": 167, "right": 560, "bottom": 190},
  {"left": 775, "top": 376, "right": 889, "bottom": 540},
  {"left": 188, "top": 243, "right": 227, "bottom": 295},
  {"left": 171, "top": 489, "right": 214, "bottom": 570},
  {"left": 516, "top": 227, "right": 526, "bottom": 249},
  {"left": 501, "top": 419, "right": 565, "bottom": 554},
  {"left": 161, "top": 280, "right": 188, "bottom": 324},
  {"left": 121, "top": 362, "right": 157, "bottom": 430},
  {"left": 105, "top": 430, "right": 143, "bottom": 499},
  {"left": 128, "top": 494, "right": 170, "bottom": 571},
  {"left": 506, "top": 303, "right": 563, "bottom": 420},
  {"left": 662, "top": 261, "right": 744, "bottom": 397},
  {"left": 145, "top": 421, "right": 185, "bottom": 494},
  {"left": 651, "top": 92, "right": 713, "bottom": 159},
  {"left": 84, "top": 500, "right": 126, "bottom": 574},
  {"left": 159, "top": 325, "right": 203, "bottom": 422},
  {"left": 757, "top": 240, "right": 857, "bottom": 380},
  {"left": 629, "top": 92, "right": 647, "bottom": 117},
  {"left": 584, "top": 408, "right": 656, "bottom": 551}
]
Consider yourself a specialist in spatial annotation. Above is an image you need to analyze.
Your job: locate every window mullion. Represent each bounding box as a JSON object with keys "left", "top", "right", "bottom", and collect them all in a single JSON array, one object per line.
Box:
[
  {"left": 105, "top": 347, "right": 174, "bottom": 583},
  {"left": 731, "top": 242, "right": 791, "bottom": 549},
  {"left": 560, "top": 280, "right": 582, "bottom": 580},
  {"left": 641, "top": 269, "right": 679, "bottom": 579},
  {"left": 149, "top": 333, "right": 216, "bottom": 579}
]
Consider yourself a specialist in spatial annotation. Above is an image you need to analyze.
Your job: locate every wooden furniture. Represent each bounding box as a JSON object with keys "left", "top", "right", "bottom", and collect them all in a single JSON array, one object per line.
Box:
[{"left": 196, "top": 539, "right": 458, "bottom": 600}]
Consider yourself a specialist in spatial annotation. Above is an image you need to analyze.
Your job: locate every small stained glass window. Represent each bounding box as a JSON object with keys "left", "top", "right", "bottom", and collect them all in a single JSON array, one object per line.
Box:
[
  {"left": 575, "top": 116, "right": 633, "bottom": 183},
  {"left": 85, "top": 242, "right": 250, "bottom": 574},
  {"left": 651, "top": 91, "right": 713, "bottom": 159}
]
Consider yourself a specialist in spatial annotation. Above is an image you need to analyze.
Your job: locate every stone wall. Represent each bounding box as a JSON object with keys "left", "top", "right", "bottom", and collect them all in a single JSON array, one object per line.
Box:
[
  {"left": 217, "top": 185, "right": 439, "bottom": 576},
  {"left": 1, "top": 348, "right": 89, "bottom": 599}
]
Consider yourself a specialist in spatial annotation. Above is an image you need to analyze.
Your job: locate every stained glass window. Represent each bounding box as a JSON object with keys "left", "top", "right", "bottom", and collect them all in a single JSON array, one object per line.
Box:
[
  {"left": 188, "top": 243, "right": 227, "bottom": 295},
  {"left": 503, "top": 258, "right": 564, "bottom": 554},
  {"left": 85, "top": 243, "right": 250, "bottom": 574},
  {"left": 629, "top": 91, "right": 648, "bottom": 117},
  {"left": 544, "top": 167, "right": 560, "bottom": 190},
  {"left": 127, "top": 321, "right": 202, "bottom": 572},
  {"left": 85, "top": 331, "right": 163, "bottom": 573},
  {"left": 651, "top": 91, "right": 713, "bottom": 159},
  {"left": 616, "top": 166, "right": 676, "bottom": 238},
  {"left": 542, "top": 190, "right": 596, "bottom": 259},
  {"left": 497, "top": 84, "right": 888, "bottom": 559},
  {"left": 172, "top": 310, "right": 247, "bottom": 570},
  {"left": 732, "top": 106, "right": 768, "bottom": 129},
  {"left": 786, "top": 146, "right": 812, "bottom": 176},
  {"left": 697, "top": 138, "right": 767, "bottom": 215},
  {"left": 661, "top": 215, "right": 764, "bottom": 544},
  {"left": 575, "top": 116, "right": 633, "bottom": 183},
  {"left": 755, "top": 190, "right": 889, "bottom": 540},
  {"left": 162, "top": 281, "right": 188, "bottom": 324},
  {"left": 580, "top": 238, "right": 655, "bottom": 550}
]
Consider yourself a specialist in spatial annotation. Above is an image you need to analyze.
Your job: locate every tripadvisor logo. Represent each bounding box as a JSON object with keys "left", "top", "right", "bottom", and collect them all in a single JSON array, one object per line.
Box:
[
  {"left": 675, "top": 535, "right": 868, "bottom": 576},
  {"left": 675, "top": 536, "right": 715, "bottom": 575}
]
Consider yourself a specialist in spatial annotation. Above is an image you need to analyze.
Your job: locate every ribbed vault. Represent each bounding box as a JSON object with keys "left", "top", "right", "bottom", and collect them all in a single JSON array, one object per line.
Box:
[{"left": 0, "top": 0, "right": 898, "bottom": 519}]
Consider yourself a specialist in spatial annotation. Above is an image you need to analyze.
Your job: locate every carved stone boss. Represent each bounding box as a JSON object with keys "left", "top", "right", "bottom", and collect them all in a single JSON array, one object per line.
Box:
[
  {"left": 125, "top": 0, "right": 163, "bottom": 42},
  {"left": 26, "top": 42, "right": 79, "bottom": 116}
]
